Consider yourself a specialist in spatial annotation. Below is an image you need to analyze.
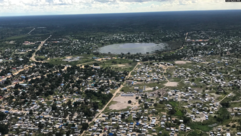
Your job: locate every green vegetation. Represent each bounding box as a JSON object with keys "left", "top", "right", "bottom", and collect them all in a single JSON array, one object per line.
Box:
[
  {"left": 5, "top": 34, "right": 28, "bottom": 40},
  {"left": 168, "top": 101, "right": 185, "bottom": 117},
  {"left": 187, "top": 130, "right": 209, "bottom": 136},
  {"left": 189, "top": 123, "right": 213, "bottom": 132}
]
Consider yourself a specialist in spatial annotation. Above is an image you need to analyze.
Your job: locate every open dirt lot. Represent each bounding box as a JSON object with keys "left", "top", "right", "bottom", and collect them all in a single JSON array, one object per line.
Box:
[
  {"left": 175, "top": 61, "right": 191, "bottom": 64},
  {"left": 95, "top": 57, "right": 112, "bottom": 61},
  {"left": 112, "top": 64, "right": 128, "bottom": 67},
  {"left": 164, "top": 82, "right": 178, "bottom": 87},
  {"left": 145, "top": 87, "right": 153, "bottom": 91},
  {"left": 95, "top": 58, "right": 104, "bottom": 61},
  {"left": 159, "top": 64, "right": 166, "bottom": 68},
  {"left": 109, "top": 95, "right": 139, "bottom": 110},
  {"left": 65, "top": 56, "right": 72, "bottom": 59}
]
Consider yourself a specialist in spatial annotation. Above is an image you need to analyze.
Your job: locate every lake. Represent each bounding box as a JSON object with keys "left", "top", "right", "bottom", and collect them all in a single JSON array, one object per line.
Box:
[{"left": 98, "top": 43, "right": 167, "bottom": 54}]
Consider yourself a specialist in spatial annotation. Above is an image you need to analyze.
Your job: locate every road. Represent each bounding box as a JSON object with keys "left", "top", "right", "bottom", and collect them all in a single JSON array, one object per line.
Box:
[
  {"left": 0, "top": 65, "right": 34, "bottom": 83},
  {"left": 28, "top": 28, "right": 35, "bottom": 35},
  {"left": 218, "top": 92, "right": 232, "bottom": 103},
  {"left": 1, "top": 35, "right": 51, "bottom": 86},
  {"left": 30, "top": 35, "right": 52, "bottom": 62},
  {"left": 160, "top": 64, "right": 173, "bottom": 82},
  {"left": 127, "top": 62, "right": 140, "bottom": 78},
  {"left": 162, "top": 65, "right": 169, "bottom": 82},
  {"left": 185, "top": 32, "right": 188, "bottom": 41},
  {"left": 81, "top": 62, "right": 140, "bottom": 136},
  {"left": 1, "top": 35, "right": 51, "bottom": 82}
]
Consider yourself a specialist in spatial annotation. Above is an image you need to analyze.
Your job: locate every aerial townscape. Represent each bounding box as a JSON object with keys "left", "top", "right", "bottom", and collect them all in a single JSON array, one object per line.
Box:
[{"left": 0, "top": 11, "right": 241, "bottom": 136}]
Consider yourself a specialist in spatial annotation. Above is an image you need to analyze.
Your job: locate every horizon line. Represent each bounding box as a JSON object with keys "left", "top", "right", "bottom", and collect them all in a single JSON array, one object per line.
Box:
[{"left": 0, "top": 9, "right": 241, "bottom": 18}]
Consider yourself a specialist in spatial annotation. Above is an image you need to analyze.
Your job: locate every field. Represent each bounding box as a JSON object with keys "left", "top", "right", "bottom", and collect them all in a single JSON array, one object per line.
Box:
[
  {"left": 109, "top": 94, "right": 139, "bottom": 110},
  {"left": 164, "top": 82, "right": 178, "bottom": 87},
  {"left": 175, "top": 61, "right": 191, "bottom": 64}
]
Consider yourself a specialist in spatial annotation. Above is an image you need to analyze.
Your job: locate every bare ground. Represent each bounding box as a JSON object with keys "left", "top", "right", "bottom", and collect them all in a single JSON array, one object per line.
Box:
[
  {"left": 112, "top": 64, "right": 127, "bottom": 67},
  {"left": 145, "top": 87, "right": 153, "bottom": 91},
  {"left": 164, "top": 82, "right": 178, "bottom": 87},
  {"left": 175, "top": 61, "right": 191, "bottom": 64},
  {"left": 65, "top": 56, "right": 73, "bottom": 59},
  {"left": 109, "top": 95, "right": 139, "bottom": 110}
]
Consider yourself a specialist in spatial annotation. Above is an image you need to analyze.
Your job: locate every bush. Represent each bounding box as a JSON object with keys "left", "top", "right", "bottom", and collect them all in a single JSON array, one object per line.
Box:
[{"left": 0, "top": 124, "right": 9, "bottom": 134}]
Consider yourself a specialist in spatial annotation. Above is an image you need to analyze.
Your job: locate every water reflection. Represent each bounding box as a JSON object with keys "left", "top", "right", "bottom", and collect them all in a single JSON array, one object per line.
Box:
[{"left": 98, "top": 43, "right": 167, "bottom": 54}]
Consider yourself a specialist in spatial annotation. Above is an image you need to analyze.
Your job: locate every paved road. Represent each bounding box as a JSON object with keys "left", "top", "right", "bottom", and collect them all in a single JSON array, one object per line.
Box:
[{"left": 81, "top": 62, "right": 140, "bottom": 136}]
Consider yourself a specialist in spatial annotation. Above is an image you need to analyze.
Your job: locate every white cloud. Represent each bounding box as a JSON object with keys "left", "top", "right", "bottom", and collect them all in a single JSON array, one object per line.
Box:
[{"left": 0, "top": 0, "right": 240, "bottom": 16}]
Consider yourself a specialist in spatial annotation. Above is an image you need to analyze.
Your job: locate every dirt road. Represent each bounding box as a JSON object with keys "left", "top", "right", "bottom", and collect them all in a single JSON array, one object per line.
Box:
[
  {"left": 218, "top": 92, "right": 232, "bottom": 103},
  {"left": 28, "top": 28, "right": 35, "bottom": 35},
  {"left": 185, "top": 32, "right": 188, "bottom": 41},
  {"left": 127, "top": 62, "right": 140, "bottom": 78},
  {"left": 81, "top": 62, "right": 139, "bottom": 136},
  {"left": 0, "top": 65, "right": 34, "bottom": 83},
  {"left": 30, "top": 35, "right": 51, "bottom": 62},
  {"left": 160, "top": 64, "right": 170, "bottom": 82}
]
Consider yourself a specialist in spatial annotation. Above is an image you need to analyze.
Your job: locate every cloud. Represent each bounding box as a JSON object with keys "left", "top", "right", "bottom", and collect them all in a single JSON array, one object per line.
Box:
[
  {"left": 0, "top": 0, "right": 240, "bottom": 16},
  {"left": 94, "top": 0, "right": 169, "bottom": 2}
]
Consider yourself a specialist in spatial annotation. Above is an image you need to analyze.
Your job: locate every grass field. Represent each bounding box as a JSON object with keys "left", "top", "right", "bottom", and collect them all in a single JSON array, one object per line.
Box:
[
  {"left": 5, "top": 34, "right": 29, "bottom": 40},
  {"left": 189, "top": 123, "right": 213, "bottom": 132}
]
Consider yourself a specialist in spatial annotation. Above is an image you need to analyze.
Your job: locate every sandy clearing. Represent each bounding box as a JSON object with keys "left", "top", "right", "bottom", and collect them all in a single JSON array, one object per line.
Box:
[
  {"left": 145, "top": 87, "right": 153, "bottom": 91},
  {"left": 95, "top": 58, "right": 103, "bottom": 61},
  {"left": 164, "top": 82, "right": 178, "bottom": 87},
  {"left": 109, "top": 95, "right": 139, "bottom": 110},
  {"left": 112, "top": 64, "right": 127, "bottom": 67},
  {"left": 65, "top": 56, "right": 73, "bottom": 59},
  {"left": 95, "top": 57, "right": 112, "bottom": 61},
  {"left": 159, "top": 64, "right": 166, "bottom": 68},
  {"left": 175, "top": 61, "right": 191, "bottom": 64}
]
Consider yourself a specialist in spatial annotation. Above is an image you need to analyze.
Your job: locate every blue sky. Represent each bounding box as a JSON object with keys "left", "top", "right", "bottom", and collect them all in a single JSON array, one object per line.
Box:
[{"left": 0, "top": 0, "right": 240, "bottom": 16}]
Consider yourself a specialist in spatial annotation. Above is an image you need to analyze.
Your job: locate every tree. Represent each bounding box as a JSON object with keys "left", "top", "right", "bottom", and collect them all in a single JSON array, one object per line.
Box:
[
  {"left": 154, "top": 103, "right": 157, "bottom": 107},
  {"left": 93, "top": 102, "right": 99, "bottom": 111},
  {"left": 0, "top": 112, "right": 6, "bottom": 120},
  {"left": 168, "top": 108, "right": 176, "bottom": 115},
  {"left": 14, "top": 90, "right": 19, "bottom": 96},
  {"left": 0, "top": 124, "right": 8, "bottom": 134},
  {"left": 67, "top": 100, "right": 72, "bottom": 107},
  {"left": 81, "top": 123, "right": 89, "bottom": 130},
  {"left": 52, "top": 103, "right": 57, "bottom": 110},
  {"left": 29, "top": 110, "right": 33, "bottom": 115},
  {"left": 144, "top": 103, "right": 148, "bottom": 109},
  {"left": 183, "top": 116, "right": 191, "bottom": 124}
]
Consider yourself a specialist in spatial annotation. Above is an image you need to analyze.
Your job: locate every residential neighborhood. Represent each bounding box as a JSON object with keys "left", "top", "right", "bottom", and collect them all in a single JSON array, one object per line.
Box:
[{"left": 0, "top": 14, "right": 241, "bottom": 136}]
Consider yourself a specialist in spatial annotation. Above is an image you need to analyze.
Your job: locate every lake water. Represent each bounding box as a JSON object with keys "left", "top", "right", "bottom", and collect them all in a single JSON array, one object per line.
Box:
[{"left": 98, "top": 43, "right": 167, "bottom": 54}]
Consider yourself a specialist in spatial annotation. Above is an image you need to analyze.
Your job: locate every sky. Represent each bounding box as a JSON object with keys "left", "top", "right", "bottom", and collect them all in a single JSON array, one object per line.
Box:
[{"left": 0, "top": 0, "right": 241, "bottom": 16}]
